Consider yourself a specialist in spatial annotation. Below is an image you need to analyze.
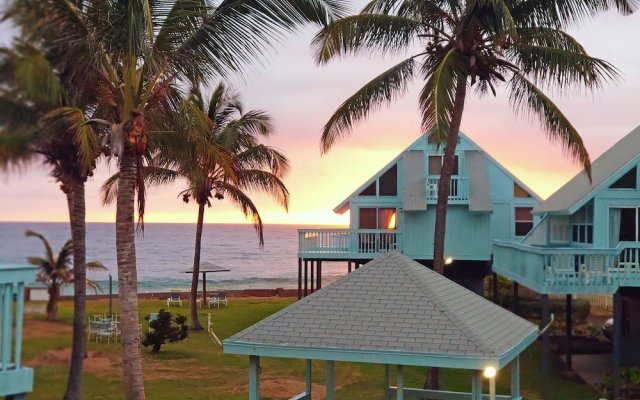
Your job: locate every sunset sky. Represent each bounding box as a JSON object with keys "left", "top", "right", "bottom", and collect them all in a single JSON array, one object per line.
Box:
[{"left": 1, "top": 5, "right": 639, "bottom": 226}]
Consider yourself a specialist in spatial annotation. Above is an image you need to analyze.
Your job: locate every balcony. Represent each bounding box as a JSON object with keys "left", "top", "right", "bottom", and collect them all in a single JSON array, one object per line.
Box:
[
  {"left": 298, "top": 229, "right": 401, "bottom": 259},
  {"left": 426, "top": 176, "right": 469, "bottom": 203},
  {"left": 492, "top": 241, "right": 640, "bottom": 294},
  {"left": 0, "top": 264, "right": 37, "bottom": 398}
]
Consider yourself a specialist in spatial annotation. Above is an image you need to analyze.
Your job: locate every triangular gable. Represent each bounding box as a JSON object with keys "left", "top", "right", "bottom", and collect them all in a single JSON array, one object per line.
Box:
[{"left": 534, "top": 124, "right": 640, "bottom": 215}]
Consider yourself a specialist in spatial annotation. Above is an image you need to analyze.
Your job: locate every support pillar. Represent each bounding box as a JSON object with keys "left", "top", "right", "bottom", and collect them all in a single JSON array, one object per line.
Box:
[
  {"left": 384, "top": 364, "right": 390, "bottom": 400},
  {"left": 348, "top": 261, "right": 352, "bottom": 273},
  {"left": 298, "top": 259, "right": 302, "bottom": 300},
  {"left": 249, "top": 356, "right": 260, "bottom": 400},
  {"left": 541, "top": 294, "right": 551, "bottom": 400},
  {"left": 513, "top": 282, "right": 519, "bottom": 315},
  {"left": 613, "top": 290, "right": 622, "bottom": 400},
  {"left": 492, "top": 273, "right": 498, "bottom": 303},
  {"left": 565, "top": 294, "right": 572, "bottom": 370},
  {"left": 325, "top": 360, "right": 335, "bottom": 400},
  {"left": 310, "top": 260, "right": 315, "bottom": 293},
  {"left": 510, "top": 356, "right": 520, "bottom": 399},
  {"left": 305, "top": 359, "right": 312, "bottom": 397},
  {"left": 471, "top": 370, "right": 482, "bottom": 400},
  {"left": 317, "top": 261, "right": 322, "bottom": 290},
  {"left": 396, "top": 365, "right": 404, "bottom": 400},
  {"left": 304, "top": 260, "right": 308, "bottom": 297}
]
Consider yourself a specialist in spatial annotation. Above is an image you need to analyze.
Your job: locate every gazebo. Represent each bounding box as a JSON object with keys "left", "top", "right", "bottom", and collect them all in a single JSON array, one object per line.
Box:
[{"left": 224, "top": 252, "right": 539, "bottom": 400}]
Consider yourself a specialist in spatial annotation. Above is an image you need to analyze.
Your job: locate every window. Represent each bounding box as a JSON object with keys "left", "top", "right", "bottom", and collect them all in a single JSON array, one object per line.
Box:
[
  {"left": 514, "top": 183, "right": 532, "bottom": 198},
  {"left": 610, "top": 166, "right": 637, "bottom": 189},
  {"left": 359, "top": 208, "right": 377, "bottom": 229},
  {"left": 515, "top": 207, "right": 533, "bottom": 236},
  {"left": 358, "top": 208, "right": 397, "bottom": 229},
  {"left": 379, "top": 165, "right": 397, "bottom": 196},
  {"left": 428, "top": 155, "right": 459, "bottom": 175},
  {"left": 571, "top": 205, "right": 593, "bottom": 243},
  {"left": 359, "top": 181, "right": 376, "bottom": 196}
]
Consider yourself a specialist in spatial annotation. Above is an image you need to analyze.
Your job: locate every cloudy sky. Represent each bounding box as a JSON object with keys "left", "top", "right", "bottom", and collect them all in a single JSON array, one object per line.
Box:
[{"left": 1, "top": 5, "right": 639, "bottom": 225}]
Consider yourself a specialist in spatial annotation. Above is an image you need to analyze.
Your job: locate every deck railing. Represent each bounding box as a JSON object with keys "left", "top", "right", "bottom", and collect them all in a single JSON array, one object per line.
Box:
[
  {"left": 493, "top": 241, "right": 640, "bottom": 294},
  {"left": 426, "top": 176, "right": 469, "bottom": 202},
  {"left": 298, "top": 229, "right": 401, "bottom": 258},
  {"left": 0, "top": 264, "right": 37, "bottom": 398}
]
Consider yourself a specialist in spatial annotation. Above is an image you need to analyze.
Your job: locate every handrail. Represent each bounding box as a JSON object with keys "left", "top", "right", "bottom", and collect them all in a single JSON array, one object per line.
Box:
[{"left": 494, "top": 240, "right": 640, "bottom": 255}]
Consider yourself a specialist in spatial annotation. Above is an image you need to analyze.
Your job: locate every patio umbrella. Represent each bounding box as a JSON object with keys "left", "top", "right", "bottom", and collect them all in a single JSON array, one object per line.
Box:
[{"left": 185, "top": 262, "right": 230, "bottom": 302}]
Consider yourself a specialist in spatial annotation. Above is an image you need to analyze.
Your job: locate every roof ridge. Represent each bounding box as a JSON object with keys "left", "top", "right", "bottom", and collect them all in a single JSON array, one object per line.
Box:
[{"left": 393, "top": 253, "right": 498, "bottom": 356}]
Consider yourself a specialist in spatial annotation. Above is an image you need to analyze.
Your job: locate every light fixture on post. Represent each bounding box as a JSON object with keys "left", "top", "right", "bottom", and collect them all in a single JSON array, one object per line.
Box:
[
  {"left": 483, "top": 366, "right": 497, "bottom": 400},
  {"left": 444, "top": 257, "right": 453, "bottom": 265}
]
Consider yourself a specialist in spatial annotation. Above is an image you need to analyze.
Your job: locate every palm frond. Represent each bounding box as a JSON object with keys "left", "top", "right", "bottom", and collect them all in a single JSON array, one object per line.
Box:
[
  {"left": 321, "top": 55, "right": 416, "bottom": 153},
  {"left": 419, "top": 48, "right": 467, "bottom": 145},
  {"left": 86, "top": 261, "right": 108, "bottom": 271},
  {"left": 233, "top": 169, "right": 290, "bottom": 210},
  {"left": 312, "top": 14, "right": 421, "bottom": 64},
  {"left": 215, "top": 183, "right": 265, "bottom": 247},
  {"left": 25, "top": 230, "right": 56, "bottom": 264},
  {"left": 509, "top": 72, "right": 591, "bottom": 179}
]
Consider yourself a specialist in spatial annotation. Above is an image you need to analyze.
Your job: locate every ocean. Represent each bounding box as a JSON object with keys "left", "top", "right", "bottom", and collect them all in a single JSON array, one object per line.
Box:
[{"left": 0, "top": 222, "right": 347, "bottom": 294}]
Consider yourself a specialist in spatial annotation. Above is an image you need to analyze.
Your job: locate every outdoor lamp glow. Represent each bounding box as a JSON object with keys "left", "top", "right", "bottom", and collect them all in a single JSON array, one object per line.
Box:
[
  {"left": 483, "top": 366, "right": 497, "bottom": 378},
  {"left": 444, "top": 257, "right": 453, "bottom": 265}
]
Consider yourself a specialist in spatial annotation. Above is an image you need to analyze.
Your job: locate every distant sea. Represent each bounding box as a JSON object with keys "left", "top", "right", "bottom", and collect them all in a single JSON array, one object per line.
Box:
[{"left": 0, "top": 222, "right": 347, "bottom": 294}]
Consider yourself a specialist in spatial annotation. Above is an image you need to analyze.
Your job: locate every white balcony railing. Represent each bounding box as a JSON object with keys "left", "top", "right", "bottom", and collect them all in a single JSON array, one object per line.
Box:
[
  {"left": 426, "top": 176, "right": 469, "bottom": 201},
  {"left": 298, "top": 229, "right": 401, "bottom": 258},
  {"left": 492, "top": 241, "right": 640, "bottom": 294}
]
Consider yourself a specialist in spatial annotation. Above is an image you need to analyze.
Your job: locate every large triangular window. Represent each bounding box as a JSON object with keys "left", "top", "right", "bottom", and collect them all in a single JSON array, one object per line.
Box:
[
  {"left": 359, "top": 181, "right": 376, "bottom": 196},
  {"left": 610, "top": 166, "right": 637, "bottom": 189}
]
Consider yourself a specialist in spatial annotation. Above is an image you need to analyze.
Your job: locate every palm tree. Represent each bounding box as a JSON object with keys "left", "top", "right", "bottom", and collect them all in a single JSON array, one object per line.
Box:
[
  {"left": 312, "top": 0, "right": 635, "bottom": 390},
  {"left": 14, "top": 1, "right": 347, "bottom": 397},
  {"left": 25, "top": 230, "right": 105, "bottom": 321},
  {"left": 0, "top": 40, "right": 103, "bottom": 400},
  {"left": 104, "top": 84, "right": 290, "bottom": 330}
]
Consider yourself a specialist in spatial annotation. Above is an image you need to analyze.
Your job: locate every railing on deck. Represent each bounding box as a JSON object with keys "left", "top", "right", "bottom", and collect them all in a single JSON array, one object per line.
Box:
[
  {"left": 0, "top": 264, "right": 37, "bottom": 398},
  {"left": 298, "top": 229, "right": 401, "bottom": 257},
  {"left": 493, "top": 241, "right": 640, "bottom": 293},
  {"left": 426, "top": 176, "right": 469, "bottom": 201}
]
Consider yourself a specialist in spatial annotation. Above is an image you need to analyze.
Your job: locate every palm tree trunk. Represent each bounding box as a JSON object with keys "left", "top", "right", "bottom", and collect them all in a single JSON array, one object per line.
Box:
[
  {"left": 64, "top": 180, "right": 87, "bottom": 400},
  {"left": 47, "top": 284, "right": 59, "bottom": 321},
  {"left": 432, "top": 79, "right": 468, "bottom": 273},
  {"left": 426, "top": 78, "right": 468, "bottom": 394},
  {"left": 190, "top": 202, "right": 206, "bottom": 330},
  {"left": 116, "top": 151, "right": 146, "bottom": 400}
]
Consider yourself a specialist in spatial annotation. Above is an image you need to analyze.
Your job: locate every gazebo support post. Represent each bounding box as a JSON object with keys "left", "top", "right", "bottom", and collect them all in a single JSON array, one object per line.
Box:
[
  {"left": 565, "top": 294, "right": 572, "bottom": 370},
  {"left": 396, "top": 365, "right": 404, "bottom": 400},
  {"left": 202, "top": 272, "right": 207, "bottom": 303},
  {"left": 249, "top": 356, "right": 260, "bottom": 400},
  {"left": 541, "top": 294, "right": 551, "bottom": 400},
  {"left": 384, "top": 364, "right": 391, "bottom": 400},
  {"left": 613, "top": 290, "right": 622, "bottom": 400},
  {"left": 305, "top": 359, "right": 312, "bottom": 398},
  {"left": 510, "top": 356, "right": 520, "bottom": 399},
  {"left": 325, "top": 360, "right": 335, "bottom": 400},
  {"left": 471, "top": 370, "right": 482, "bottom": 400}
]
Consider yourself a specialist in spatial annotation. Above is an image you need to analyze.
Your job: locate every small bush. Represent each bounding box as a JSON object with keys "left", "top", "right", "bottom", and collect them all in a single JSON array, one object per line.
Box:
[{"left": 142, "top": 309, "right": 188, "bottom": 353}]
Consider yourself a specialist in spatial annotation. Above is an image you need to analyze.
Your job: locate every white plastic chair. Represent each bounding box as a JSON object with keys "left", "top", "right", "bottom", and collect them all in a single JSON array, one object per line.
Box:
[{"left": 167, "top": 290, "right": 183, "bottom": 307}]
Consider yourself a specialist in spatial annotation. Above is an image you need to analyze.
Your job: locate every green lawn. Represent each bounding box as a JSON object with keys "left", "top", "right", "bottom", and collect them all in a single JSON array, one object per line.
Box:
[{"left": 23, "top": 298, "right": 597, "bottom": 399}]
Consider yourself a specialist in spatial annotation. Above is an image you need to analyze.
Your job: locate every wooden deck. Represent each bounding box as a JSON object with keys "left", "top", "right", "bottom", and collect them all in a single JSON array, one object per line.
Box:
[
  {"left": 492, "top": 241, "right": 640, "bottom": 294},
  {"left": 298, "top": 229, "right": 401, "bottom": 259}
]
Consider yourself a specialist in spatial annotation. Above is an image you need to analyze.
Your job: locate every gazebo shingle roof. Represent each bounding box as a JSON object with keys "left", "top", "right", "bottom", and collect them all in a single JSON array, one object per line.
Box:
[{"left": 224, "top": 252, "right": 538, "bottom": 369}]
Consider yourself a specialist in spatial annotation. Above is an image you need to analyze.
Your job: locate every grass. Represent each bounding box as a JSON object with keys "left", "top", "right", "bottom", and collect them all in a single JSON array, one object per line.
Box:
[{"left": 23, "top": 298, "right": 598, "bottom": 399}]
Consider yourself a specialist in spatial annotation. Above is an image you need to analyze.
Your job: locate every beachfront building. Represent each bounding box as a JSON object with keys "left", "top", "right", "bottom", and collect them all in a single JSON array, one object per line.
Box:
[
  {"left": 225, "top": 252, "right": 539, "bottom": 400},
  {"left": 297, "top": 132, "right": 540, "bottom": 297},
  {"left": 0, "top": 264, "right": 36, "bottom": 400},
  {"left": 492, "top": 125, "right": 640, "bottom": 397}
]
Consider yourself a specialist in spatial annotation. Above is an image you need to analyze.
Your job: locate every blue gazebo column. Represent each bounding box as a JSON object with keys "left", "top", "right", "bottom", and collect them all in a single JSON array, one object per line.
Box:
[
  {"left": 383, "top": 364, "right": 391, "bottom": 400},
  {"left": 325, "top": 360, "right": 335, "bottom": 400},
  {"left": 305, "top": 359, "right": 312, "bottom": 397},
  {"left": 471, "top": 370, "right": 482, "bottom": 400},
  {"left": 249, "top": 356, "right": 260, "bottom": 400},
  {"left": 510, "top": 356, "right": 520, "bottom": 399},
  {"left": 396, "top": 365, "right": 404, "bottom": 400}
]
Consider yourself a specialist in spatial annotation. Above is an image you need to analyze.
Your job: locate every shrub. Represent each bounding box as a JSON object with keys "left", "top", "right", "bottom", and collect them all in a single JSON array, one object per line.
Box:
[{"left": 142, "top": 309, "right": 188, "bottom": 353}]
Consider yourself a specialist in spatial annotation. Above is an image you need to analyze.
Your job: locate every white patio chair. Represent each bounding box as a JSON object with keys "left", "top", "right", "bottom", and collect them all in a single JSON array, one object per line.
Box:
[
  {"left": 207, "top": 292, "right": 228, "bottom": 308},
  {"left": 167, "top": 289, "right": 183, "bottom": 307}
]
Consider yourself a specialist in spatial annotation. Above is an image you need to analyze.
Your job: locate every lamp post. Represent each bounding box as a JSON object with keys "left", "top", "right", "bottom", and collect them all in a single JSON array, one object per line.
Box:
[{"left": 484, "top": 366, "right": 497, "bottom": 400}]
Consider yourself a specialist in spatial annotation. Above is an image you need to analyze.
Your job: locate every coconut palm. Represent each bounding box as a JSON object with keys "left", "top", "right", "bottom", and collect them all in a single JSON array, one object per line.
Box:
[
  {"left": 104, "top": 84, "right": 290, "bottom": 330},
  {"left": 25, "top": 230, "right": 106, "bottom": 321},
  {"left": 12, "top": 1, "right": 347, "bottom": 397},
  {"left": 312, "top": 0, "right": 635, "bottom": 390},
  {"left": 0, "top": 40, "right": 103, "bottom": 400}
]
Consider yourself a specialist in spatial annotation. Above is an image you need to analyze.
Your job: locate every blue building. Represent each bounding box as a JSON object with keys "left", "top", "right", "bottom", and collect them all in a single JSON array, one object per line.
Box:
[
  {"left": 297, "top": 132, "right": 540, "bottom": 296},
  {"left": 492, "top": 125, "right": 640, "bottom": 397}
]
